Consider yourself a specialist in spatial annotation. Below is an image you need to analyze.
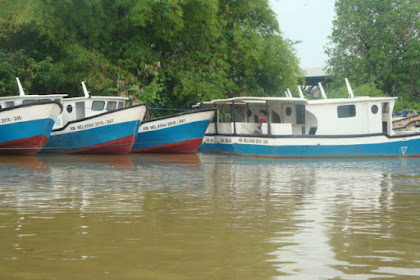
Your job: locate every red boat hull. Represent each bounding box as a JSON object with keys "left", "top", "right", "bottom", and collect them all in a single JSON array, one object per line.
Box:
[
  {"left": 58, "top": 135, "right": 136, "bottom": 155},
  {"left": 0, "top": 135, "right": 49, "bottom": 155},
  {"left": 131, "top": 137, "right": 203, "bottom": 154}
]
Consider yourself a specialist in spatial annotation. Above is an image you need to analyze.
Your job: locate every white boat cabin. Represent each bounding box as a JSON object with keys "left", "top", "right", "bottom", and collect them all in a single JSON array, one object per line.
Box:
[
  {"left": 60, "top": 82, "right": 129, "bottom": 127},
  {"left": 0, "top": 78, "right": 129, "bottom": 129},
  {"left": 194, "top": 84, "right": 397, "bottom": 136}
]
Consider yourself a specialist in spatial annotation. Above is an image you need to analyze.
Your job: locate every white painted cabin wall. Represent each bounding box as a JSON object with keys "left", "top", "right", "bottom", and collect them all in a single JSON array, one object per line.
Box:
[
  {"left": 282, "top": 103, "right": 296, "bottom": 125},
  {"left": 305, "top": 110, "right": 318, "bottom": 134},
  {"left": 306, "top": 102, "right": 384, "bottom": 135},
  {"left": 236, "top": 122, "right": 257, "bottom": 134}
]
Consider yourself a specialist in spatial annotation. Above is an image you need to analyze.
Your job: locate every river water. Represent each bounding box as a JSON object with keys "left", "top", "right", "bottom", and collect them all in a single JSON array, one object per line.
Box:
[{"left": 0, "top": 154, "right": 419, "bottom": 280}]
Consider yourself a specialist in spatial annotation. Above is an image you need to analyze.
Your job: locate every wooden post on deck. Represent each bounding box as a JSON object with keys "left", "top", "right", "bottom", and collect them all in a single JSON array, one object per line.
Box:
[
  {"left": 246, "top": 103, "right": 250, "bottom": 122},
  {"left": 266, "top": 101, "right": 271, "bottom": 135},
  {"left": 215, "top": 108, "right": 219, "bottom": 134},
  {"left": 231, "top": 101, "right": 236, "bottom": 135}
]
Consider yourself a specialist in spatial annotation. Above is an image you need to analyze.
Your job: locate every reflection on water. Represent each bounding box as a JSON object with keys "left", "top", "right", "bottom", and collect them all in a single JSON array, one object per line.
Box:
[{"left": 0, "top": 154, "right": 419, "bottom": 279}]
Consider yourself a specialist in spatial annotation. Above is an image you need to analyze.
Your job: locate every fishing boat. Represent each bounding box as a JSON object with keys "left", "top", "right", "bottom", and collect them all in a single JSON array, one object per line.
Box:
[
  {"left": 131, "top": 108, "right": 216, "bottom": 153},
  {"left": 42, "top": 82, "right": 147, "bottom": 154},
  {"left": 0, "top": 79, "right": 63, "bottom": 154},
  {"left": 195, "top": 80, "right": 420, "bottom": 157}
]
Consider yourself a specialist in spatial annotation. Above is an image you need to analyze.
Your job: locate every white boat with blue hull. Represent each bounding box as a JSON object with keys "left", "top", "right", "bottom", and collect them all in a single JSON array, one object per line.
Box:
[
  {"left": 0, "top": 78, "right": 64, "bottom": 155},
  {"left": 0, "top": 101, "right": 63, "bottom": 155},
  {"left": 196, "top": 81, "right": 420, "bottom": 157},
  {"left": 42, "top": 82, "right": 147, "bottom": 154},
  {"left": 132, "top": 108, "right": 216, "bottom": 154}
]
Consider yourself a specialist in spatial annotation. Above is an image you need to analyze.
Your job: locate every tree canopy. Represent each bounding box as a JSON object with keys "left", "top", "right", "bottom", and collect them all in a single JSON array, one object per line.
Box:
[
  {"left": 326, "top": 0, "right": 420, "bottom": 110},
  {"left": 0, "top": 0, "right": 301, "bottom": 108}
]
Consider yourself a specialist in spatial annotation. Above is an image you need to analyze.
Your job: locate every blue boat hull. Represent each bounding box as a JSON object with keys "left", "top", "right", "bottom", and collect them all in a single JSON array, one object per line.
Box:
[
  {"left": 132, "top": 109, "right": 215, "bottom": 154},
  {"left": 200, "top": 134, "right": 420, "bottom": 157},
  {"left": 0, "top": 102, "right": 62, "bottom": 155},
  {"left": 42, "top": 120, "right": 140, "bottom": 154}
]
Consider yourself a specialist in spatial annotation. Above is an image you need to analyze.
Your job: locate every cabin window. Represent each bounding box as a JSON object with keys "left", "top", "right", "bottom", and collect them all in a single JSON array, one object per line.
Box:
[
  {"left": 371, "top": 105, "right": 378, "bottom": 114},
  {"left": 337, "top": 105, "right": 356, "bottom": 118},
  {"left": 296, "top": 105, "right": 305, "bottom": 124},
  {"left": 118, "top": 102, "right": 124, "bottom": 109},
  {"left": 22, "top": 100, "right": 36, "bottom": 105},
  {"left": 5, "top": 101, "right": 15, "bottom": 107},
  {"left": 38, "top": 99, "right": 51, "bottom": 103},
  {"left": 286, "top": 106, "right": 292, "bottom": 116},
  {"left": 67, "top": 104, "right": 73, "bottom": 113},
  {"left": 106, "top": 101, "right": 117, "bottom": 111},
  {"left": 382, "top": 103, "right": 389, "bottom": 113},
  {"left": 92, "top": 101, "right": 105, "bottom": 111}
]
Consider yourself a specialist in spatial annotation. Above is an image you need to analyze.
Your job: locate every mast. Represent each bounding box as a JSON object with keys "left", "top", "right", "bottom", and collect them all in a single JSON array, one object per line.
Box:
[
  {"left": 345, "top": 78, "right": 355, "bottom": 98},
  {"left": 16, "top": 77, "right": 25, "bottom": 96},
  {"left": 318, "top": 82, "right": 327, "bottom": 99},
  {"left": 81, "top": 81, "right": 90, "bottom": 98},
  {"left": 298, "top": 85, "right": 305, "bottom": 99}
]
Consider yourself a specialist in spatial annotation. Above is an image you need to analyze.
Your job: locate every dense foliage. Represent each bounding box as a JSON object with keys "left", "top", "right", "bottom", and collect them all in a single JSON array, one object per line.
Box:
[
  {"left": 325, "top": 0, "right": 420, "bottom": 111},
  {"left": 0, "top": 0, "right": 301, "bottom": 108}
]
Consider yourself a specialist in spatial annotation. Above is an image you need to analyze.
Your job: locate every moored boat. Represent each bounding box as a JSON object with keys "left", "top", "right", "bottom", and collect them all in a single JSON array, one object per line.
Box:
[
  {"left": 42, "top": 82, "right": 147, "bottom": 154},
  {"left": 131, "top": 108, "right": 216, "bottom": 153},
  {"left": 196, "top": 81, "right": 420, "bottom": 158},
  {"left": 0, "top": 101, "right": 63, "bottom": 155}
]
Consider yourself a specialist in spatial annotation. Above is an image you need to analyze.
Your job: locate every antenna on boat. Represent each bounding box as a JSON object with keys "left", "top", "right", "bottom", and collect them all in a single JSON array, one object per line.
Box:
[
  {"left": 16, "top": 77, "right": 25, "bottom": 96},
  {"left": 345, "top": 78, "right": 354, "bottom": 98},
  {"left": 297, "top": 86, "right": 304, "bottom": 99},
  {"left": 287, "top": 88, "right": 293, "bottom": 98},
  {"left": 318, "top": 82, "right": 327, "bottom": 99},
  {"left": 81, "top": 81, "right": 90, "bottom": 98}
]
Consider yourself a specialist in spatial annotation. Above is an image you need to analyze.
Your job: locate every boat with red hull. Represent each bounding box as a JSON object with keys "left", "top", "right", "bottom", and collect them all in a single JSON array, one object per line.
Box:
[
  {"left": 131, "top": 108, "right": 216, "bottom": 154},
  {"left": 0, "top": 102, "right": 63, "bottom": 155}
]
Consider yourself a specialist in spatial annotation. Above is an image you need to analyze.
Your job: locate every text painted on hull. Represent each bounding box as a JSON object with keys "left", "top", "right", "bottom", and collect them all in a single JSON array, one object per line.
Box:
[
  {"left": 141, "top": 118, "right": 186, "bottom": 131},
  {"left": 69, "top": 119, "right": 114, "bottom": 132},
  {"left": 1, "top": 115, "right": 23, "bottom": 124}
]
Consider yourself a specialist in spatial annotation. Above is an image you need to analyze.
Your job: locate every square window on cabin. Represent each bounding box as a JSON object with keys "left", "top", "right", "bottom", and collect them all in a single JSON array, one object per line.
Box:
[
  {"left": 118, "top": 102, "right": 124, "bottom": 109},
  {"left": 22, "top": 100, "right": 36, "bottom": 105},
  {"left": 337, "top": 105, "right": 356, "bottom": 118},
  {"left": 5, "top": 101, "right": 15, "bottom": 107},
  {"left": 106, "top": 101, "right": 117, "bottom": 111},
  {"left": 92, "top": 101, "right": 105, "bottom": 111}
]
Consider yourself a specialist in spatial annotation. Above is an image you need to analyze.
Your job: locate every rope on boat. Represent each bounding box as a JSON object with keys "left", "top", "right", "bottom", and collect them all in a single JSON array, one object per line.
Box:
[{"left": 147, "top": 107, "right": 191, "bottom": 111}]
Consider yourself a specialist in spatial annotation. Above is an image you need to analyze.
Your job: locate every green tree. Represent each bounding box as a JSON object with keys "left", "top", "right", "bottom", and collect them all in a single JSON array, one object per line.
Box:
[
  {"left": 326, "top": 0, "right": 420, "bottom": 104},
  {"left": 0, "top": 0, "right": 301, "bottom": 108}
]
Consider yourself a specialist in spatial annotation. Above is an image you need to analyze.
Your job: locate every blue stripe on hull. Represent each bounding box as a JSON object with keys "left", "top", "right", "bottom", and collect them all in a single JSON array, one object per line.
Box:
[
  {"left": 200, "top": 137, "right": 420, "bottom": 157},
  {"left": 132, "top": 120, "right": 210, "bottom": 150},
  {"left": 42, "top": 120, "right": 139, "bottom": 153},
  {"left": 0, "top": 118, "right": 55, "bottom": 143}
]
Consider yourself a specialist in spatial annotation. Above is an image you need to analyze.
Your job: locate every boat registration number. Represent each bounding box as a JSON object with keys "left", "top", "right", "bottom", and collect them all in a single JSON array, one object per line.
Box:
[{"left": 1, "top": 116, "right": 22, "bottom": 124}]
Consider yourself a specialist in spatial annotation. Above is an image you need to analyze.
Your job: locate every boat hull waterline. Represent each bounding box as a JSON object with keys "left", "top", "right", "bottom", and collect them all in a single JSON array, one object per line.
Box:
[
  {"left": 0, "top": 102, "right": 62, "bottom": 155},
  {"left": 200, "top": 134, "right": 420, "bottom": 157},
  {"left": 132, "top": 109, "right": 215, "bottom": 154},
  {"left": 42, "top": 104, "right": 147, "bottom": 154}
]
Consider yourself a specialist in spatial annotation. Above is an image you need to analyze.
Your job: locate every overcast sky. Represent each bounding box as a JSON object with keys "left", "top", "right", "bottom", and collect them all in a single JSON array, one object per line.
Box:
[{"left": 269, "top": 0, "right": 336, "bottom": 70}]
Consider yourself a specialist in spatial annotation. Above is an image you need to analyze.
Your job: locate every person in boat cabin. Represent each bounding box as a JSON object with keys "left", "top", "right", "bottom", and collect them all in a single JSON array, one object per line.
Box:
[
  {"left": 254, "top": 110, "right": 267, "bottom": 134},
  {"left": 402, "top": 106, "right": 408, "bottom": 118}
]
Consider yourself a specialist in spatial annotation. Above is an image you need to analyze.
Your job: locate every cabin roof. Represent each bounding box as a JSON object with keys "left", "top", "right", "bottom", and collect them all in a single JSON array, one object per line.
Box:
[
  {"left": 307, "top": 96, "right": 397, "bottom": 105},
  {"left": 194, "top": 96, "right": 307, "bottom": 107},
  {"left": 0, "top": 94, "right": 68, "bottom": 100},
  {"left": 194, "top": 95, "right": 398, "bottom": 107},
  {"left": 63, "top": 95, "right": 129, "bottom": 102}
]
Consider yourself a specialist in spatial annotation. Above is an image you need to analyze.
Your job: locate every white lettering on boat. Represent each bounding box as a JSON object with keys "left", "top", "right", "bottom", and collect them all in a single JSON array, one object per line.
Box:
[
  {"left": 141, "top": 118, "right": 186, "bottom": 132},
  {"left": 69, "top": 118, "right": 114, "bottom": 131}
]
